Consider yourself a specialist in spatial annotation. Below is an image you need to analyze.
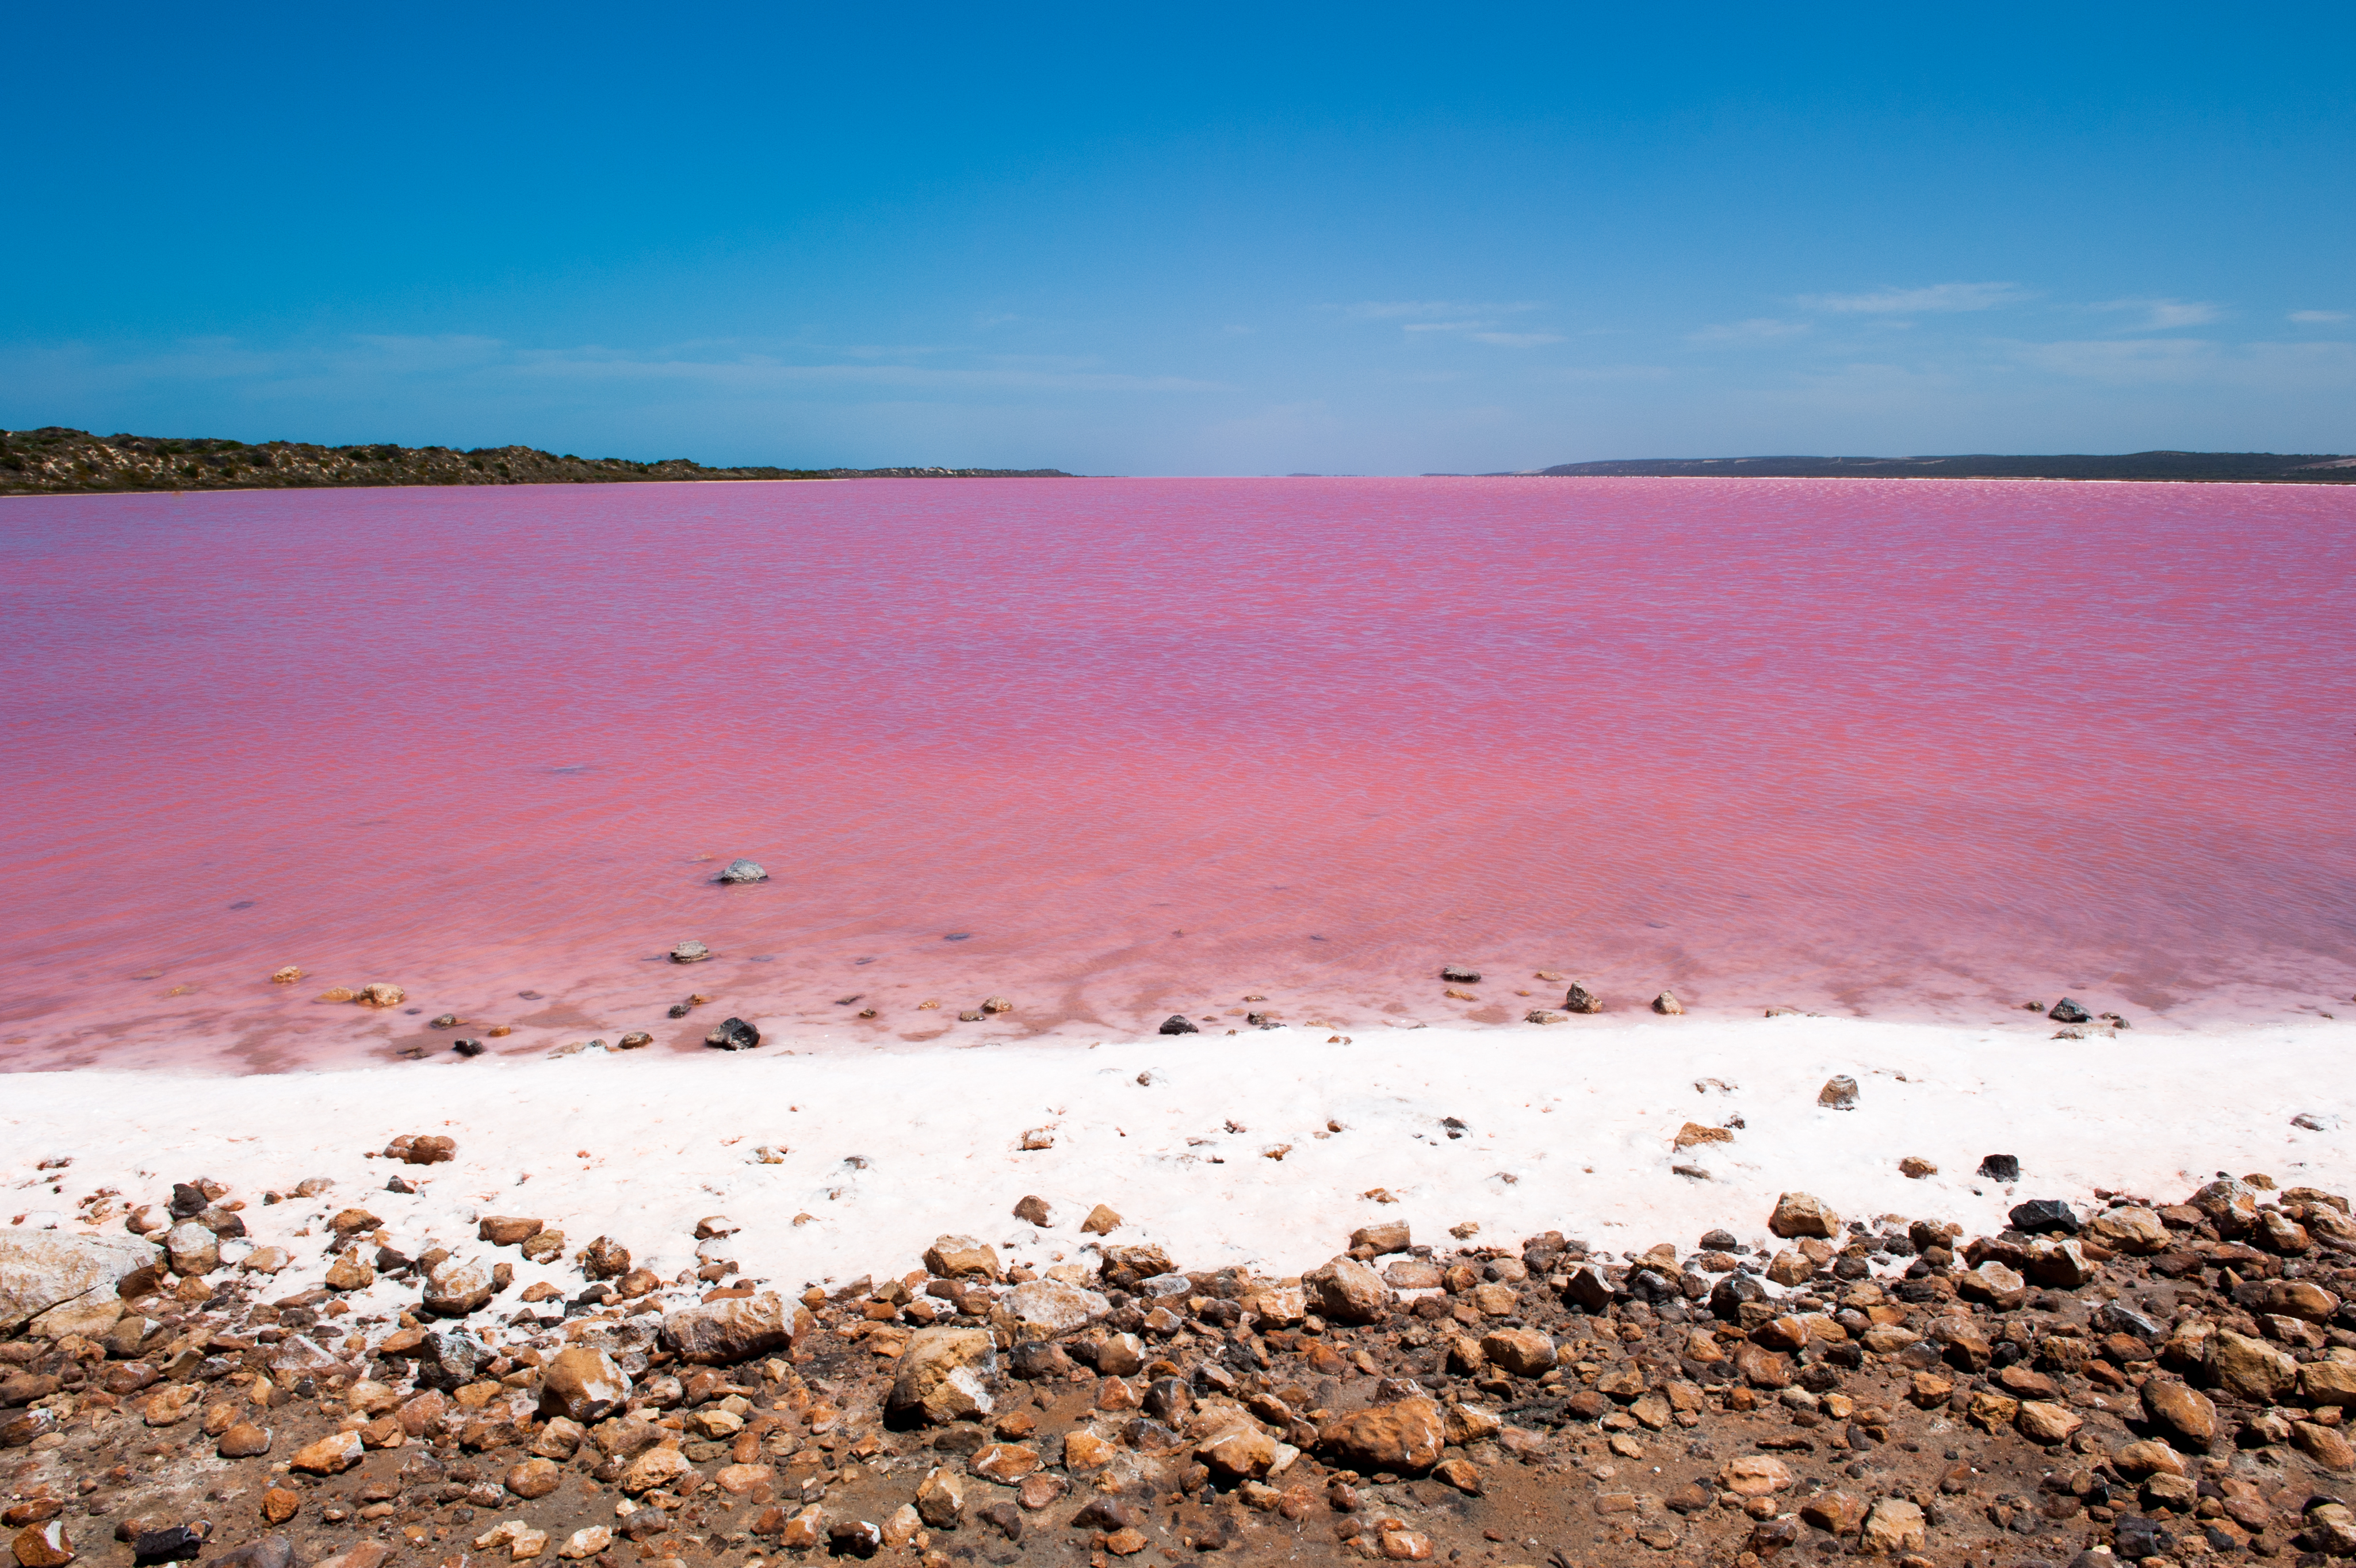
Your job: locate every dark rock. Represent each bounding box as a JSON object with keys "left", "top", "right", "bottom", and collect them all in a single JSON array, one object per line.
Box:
[
  {"left": 2095, "top": 1301, "right": 2160, "bottom": 1338},
  {"left": 976, "top": 1501, "right": 1023, "bottom": 1542},
  {"left": 1440, "top": 965, "right": 1482, "bottom": 984},
  {"left": 413, "top": 1329, "right": 484, "bottom": 1392},
  {"left": 1978, "top": 1154, "right": 2021, "bottom": 1182},
  {"left": 2048, "top": 998, "right": 2091, "bottom": 1024},
  {"left": 2009, "top": 1199, "right": 2081, "bottom": 1236},
  {"left": 1158, "top": 1016, "right": 1199, "bottom": 1036},
  {"left": 430, "top": 1014, "right": 458, "bottom": 1028},
  {"left": 169, "top": 1184, "right": 207, "bottom": 1219},
  {"left": 451, "top": 1040, "right": 484, "bottom": 1057},
  {"left": 1071, "top": 1497, "right": 1143, "bottom": 1532},
  {"left": 705, "top": 1018, "right": 760, "bottom": 1051},
  {"left": 1699, "top": 1229, "right": 1739, "bottom": 1251},
  {"left": 1008, "top": 1343, "right": 1074, "bottom": 1380},
  {"left": 1709, "top": 1271, "right": 1768, "bottom": 1320},
  {"left": 826, "top": 1519, "right": 881, "bottom": 1558},
  {"left": 132, "top": 1525, "right": 210, "bottom": 1564},
  {"left": 716, "top": 859, "right": 768, "bottom": 884},
  {"left": 1563, "top": 985, "right": 1603, "bottom": 1014}
]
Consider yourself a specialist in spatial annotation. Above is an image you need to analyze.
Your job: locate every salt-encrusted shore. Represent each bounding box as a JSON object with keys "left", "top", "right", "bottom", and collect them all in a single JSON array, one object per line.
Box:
[
  {"left": 9, "top": 1016, "right": 2356, "bottom": 1568},
  {"left": 6, "top": 1016, "right": 2351, "bottom": 1302}
]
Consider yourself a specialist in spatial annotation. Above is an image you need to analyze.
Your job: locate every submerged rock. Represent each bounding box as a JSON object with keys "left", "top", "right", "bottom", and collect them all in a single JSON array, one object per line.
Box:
[
  {"left": 715, "top": 859, "right": 768, "bottom": 884},
  {"left": 1439, "top": 964, "right": 1481, "bottom": 984},
  {"left": 671, "top": 940, "right": 710, "bottom": 964}
]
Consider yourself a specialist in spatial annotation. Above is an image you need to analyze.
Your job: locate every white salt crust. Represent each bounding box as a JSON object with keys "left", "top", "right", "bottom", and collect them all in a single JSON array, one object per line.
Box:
[{"left": 4, "top": 1016, "right": 2352, "bottom": 1321}]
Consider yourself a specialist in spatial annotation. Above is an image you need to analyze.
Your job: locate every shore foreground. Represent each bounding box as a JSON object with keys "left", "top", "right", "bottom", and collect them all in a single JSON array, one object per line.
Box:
[{"left": 4, "top": 1019, "right": 2356, "bottom": 1566}]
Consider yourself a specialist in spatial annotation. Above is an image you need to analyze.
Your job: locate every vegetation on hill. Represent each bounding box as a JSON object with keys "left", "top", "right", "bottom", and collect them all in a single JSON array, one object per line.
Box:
[
  {"left": 0, "top": 427, "right": 1073, "bottom": 495},
  {"left": 1520, "top": 451, "right": 2356, "bottom": 483}
]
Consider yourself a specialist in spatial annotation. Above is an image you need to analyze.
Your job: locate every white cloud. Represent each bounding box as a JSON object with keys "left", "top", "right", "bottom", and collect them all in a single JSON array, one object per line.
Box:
[
  {"left": 1796, "top": 282, "right": 2028, "bottom": 314},
  {"left": 2290, "top": 309, "right": 2350, "bottom": 324},
  {"left": 1686, "top": 318, "right": 1810, "bottom": 346},
  {"left": 2092, "top": 298, "right": 2223, "bottom": 330},
  {"left": 1467, "top": 332, "right": 1565, "bottom": 347}
]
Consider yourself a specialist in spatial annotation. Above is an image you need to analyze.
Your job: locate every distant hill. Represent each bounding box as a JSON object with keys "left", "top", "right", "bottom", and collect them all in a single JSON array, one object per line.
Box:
[
  {"left": 1517, "top": 452, "right": 2356, "bottom": 483},
  {"left": 0, "top": 426, "right": 1074, "bottom": 495}
]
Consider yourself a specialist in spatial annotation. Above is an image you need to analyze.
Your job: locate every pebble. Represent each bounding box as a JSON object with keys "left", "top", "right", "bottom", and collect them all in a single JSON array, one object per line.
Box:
[
  {"left": 1563, "top": 984, "right": 1603, "bottom": 1014},
  {"left": 1158, "top": 1015, "right": 1199, "bottom": 1035},
  {"left": 1816, "top": 1074, "right": 1858, "bottom": 1108},
  {"left": 1651, "top": 990, "right": 1684, "bottom": 1015}
]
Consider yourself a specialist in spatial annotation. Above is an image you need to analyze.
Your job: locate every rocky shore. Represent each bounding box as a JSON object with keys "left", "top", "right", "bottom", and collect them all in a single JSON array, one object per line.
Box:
[{"left": 9, "top": 1165, "right": 2356, "bottom": 1568}]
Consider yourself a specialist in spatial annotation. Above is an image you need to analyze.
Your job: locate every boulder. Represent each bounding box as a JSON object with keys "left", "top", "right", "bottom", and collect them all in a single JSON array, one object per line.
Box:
[
  {"left": 422, "top": 1256, "right": 496, "bottom": 1317},
  {"left": 2210, "top": 1332, "right": 2296, "bottom": 1403},
  {"left": 888, "top": 1328, "right": 998, "bottom": 1425},
  {"left": 2086, "top": 1206, "right": 2168, "bottom": 1254},
  {"left": 1000, "top": 1280, "right": 1110, "bottom": 1337},
  {"left": 924, "top": 1236, "right": 1000, "bottom": 1280},
  {"left": 1318, "top": 1397, "right": 1443, "bottom": 1474},
  {"left": 2141, "top": 1380, "right": 2217, "bottom": 1450},
  {"left": 539, "top": 1348, "right": 632, "bottom": 1423},
  {"left": 0, "top": 1230, "right": 158, "bottom": 1334},
  {"left": 1303, "top": 1256, "right": 1392, "bottom": 1324},
  {"left": 1768, "top": 1192, "right": 1839, "bottom": 1239},
  {"left": 716, "top": 859, "right": 767, "bottom": 884},
  {"left": 1860, "top": 1498, "right": 1926, "bottom": 1554},
  {"left": 162, "top": 1221, "right": 219, "bottom": 1278},
  {"left": 1479, "top": 1329, "right": 1557, "bottom": 1377},
  {"left": 663, "top": 1292, "right": 794, "bottom": 1364}
]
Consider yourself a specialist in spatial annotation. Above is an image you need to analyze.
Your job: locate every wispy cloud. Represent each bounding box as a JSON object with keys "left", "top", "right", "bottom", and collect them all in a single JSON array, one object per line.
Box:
[
  {"left": 1341, "top": 300, "right": 1542, "bottom": 321},
  {"left": 2092, "top": 298, "right": 2223, "bottom": 330},
  {"left": 1796, "top": 281, "right": 2029, "bottom": 315},
  {"left": 2290, "top": 309, "right": 2350, "bottom": 324},
  {"left": 1467, "top": 331, "right": 1565, "bottom": 347},
  {"left": 1686, "top": 318, "right": 1810, "bottom": 346}
]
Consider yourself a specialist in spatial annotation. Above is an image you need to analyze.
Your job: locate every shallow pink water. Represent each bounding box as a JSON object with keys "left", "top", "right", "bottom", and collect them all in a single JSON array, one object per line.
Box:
[{"left": 3, "top": 477, "right": 2352, "bottom": 1071}]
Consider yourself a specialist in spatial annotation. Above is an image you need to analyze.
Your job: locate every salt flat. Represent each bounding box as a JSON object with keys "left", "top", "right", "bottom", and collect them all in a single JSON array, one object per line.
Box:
[{"left": 5, "top": 1016, "right": 2350, "bottom": 1313}]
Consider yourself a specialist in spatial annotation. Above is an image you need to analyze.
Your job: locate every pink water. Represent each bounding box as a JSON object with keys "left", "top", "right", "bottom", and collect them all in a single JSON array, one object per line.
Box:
[{"left": 4, "top": 477, "right": 2352, "bottom": 1072}]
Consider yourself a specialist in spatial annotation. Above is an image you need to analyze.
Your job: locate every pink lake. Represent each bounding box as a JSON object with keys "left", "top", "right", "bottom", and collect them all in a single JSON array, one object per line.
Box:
[{"left": 3, "top": 476, "right": 2351, "bottom": 1072}]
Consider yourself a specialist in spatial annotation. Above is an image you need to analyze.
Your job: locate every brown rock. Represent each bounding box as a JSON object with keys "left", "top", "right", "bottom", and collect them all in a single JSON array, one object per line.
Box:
[
  {"left": 621, "top": 1444, "right": 693, "bottom": 1496},
  {"left": 1768, "top": 1192, "right": 1839, "bottom": 1239},
  {"left": 1061, "top": 1430, "right": 1114, "bottom": 1471},
  {"left": 2016, "top": 1401, "right": 2083, "bottom": 1444},
  {"left": 1303, "top": 1255, "right": 1393, "bottom": 1324},
  {"left": 664, "top": 1291, "right": 794, "bottom": 1364},
  {"left": 1675, "top": 1122, "right": 1734, "bottom": 1150},
  {"left": 12, "top": 1520, "right": 74, "bottom": 1568},
  {"left": 1479, "top": 1328, "right": 1557, "bottom": 1376},
  {"left": 1816, "top": 1075, "right": 1858, "bottom": 1109},
  {"left": 396, "top": 1388, "right": 449, "bottom": 1438},
  {"left": 504, "top": 1458, "right": 560, "bottom": 1498},
  {"left": 1652, "top": 991, "right": 1685, "bottom": 1015},
  {"left": 2302, "top": 1360, "right": 2356, "bottom": 1406},
  {"left": 1318, "top": 1397, "right": 1443, "bottom": 1474},
  {"left": 323, "top": 1252, "right": 374, "bottom": 1292},
  {"left": 1197, "top": 1425, "right": 1278, "bottom": 1481},
  {"left": 1718, "top": 1455, "right": 1794, "bottom": 1497},
  {"left": 141, "top": 1386, "right": 199, "bottom": 1426},
  {"left": 888, "top": 1327, "right": 997, "bottom": 1425},
  {"left": 923, "top": 1234, "right": 1000, "bottom": 1279},
  {"left": 392, "top": 1133, "right": 454, "bottom": 1164},
  {"left": 478, "top": 1217, "right": 544, "bottom": 1246},
  {"left": 2254, "top": 1279, "right": 2341, "bottom": 1322},
  {"left": 2113, "top": 1439, "right": 2187, "bottom": 1479},
  {"left": 2210, "top": 1330, "right": 2297, "bottom": 1403},
  {"left": 1350, "top": 1221, "right": 1411, "bottom": 1255},
  {"left": 1078, "top": 1204, "right": 1122, "bottom": 1236},
  {"left": 290, "top": 1429, "right": 365, "bottom": 1474},
  {"left": 1734, "top": 1343, "right": 1792, "bottom": 1389},
  {"left": 1765, "top": 1249, "right": 1814, "bottom": 1288},
  {"left": 1800, "top": 1490, "right": 1864, "bottom": 1533},
  {"left": 2141, "top": 1380, "right": 2218, "bottom": 1450},
  {"left": 1012, "top": 1195, "right": 1053, "bottom": 1226},
  {"left": 714, "top": 1463, "right": 772, "bottom": 1496},
  {"left": 538, "top": 1347, "right": 632, "bottom": 1423},
  {"left": 1965, "top": 1390, "right": 2020, "bottom": 1431},
  {"left": 1860, "top": 1498, "right": 1926, "bottom": 1554},
  {"left": 2085, "top": 1205, "right": 2168, "bottom": 1254},
  {"left": 259, "top": 1490, "right": 300, "bottom": 1525},
  {"left": 577, "top": 1236, "right": 631, "bottom": 1280},
  {"left": 1899, "top": 1157, "right": 1937, "bottom": 1179},
  {"left": 970, "top": 1442, "right": 1040, "bottom": 1482},
  {"left": 216, "top": 1422, "right": 271, "bottom": 1458},
  {"left": 915, "top": 1467, "right": 966, "bottom": 1528},
  {"left": 1563, "top": 984, "right": 1603, "bottom": 1013},
  {"left": 2296, "top": 1422, "right": 2356, "bottom": 1472}
]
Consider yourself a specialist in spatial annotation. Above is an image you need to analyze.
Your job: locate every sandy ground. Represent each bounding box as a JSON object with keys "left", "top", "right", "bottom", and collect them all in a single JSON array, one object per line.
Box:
[{"left": 4, "top": 1015, "right": 2351, "bottom": 1314}]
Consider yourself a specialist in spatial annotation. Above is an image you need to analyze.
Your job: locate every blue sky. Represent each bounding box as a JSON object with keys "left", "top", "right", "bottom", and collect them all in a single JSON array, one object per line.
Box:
[{"left": 5, "top": 3, "right": 2351, "bottom": 474}]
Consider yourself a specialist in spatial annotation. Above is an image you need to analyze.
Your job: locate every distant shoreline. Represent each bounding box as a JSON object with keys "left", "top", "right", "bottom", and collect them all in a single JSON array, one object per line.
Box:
[
  {"left": 0, "top": 426, "right": 1076, "bottom": 497},
  {"left": 1474, "top": 450, "right": 2356, "bottom": 484}
]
